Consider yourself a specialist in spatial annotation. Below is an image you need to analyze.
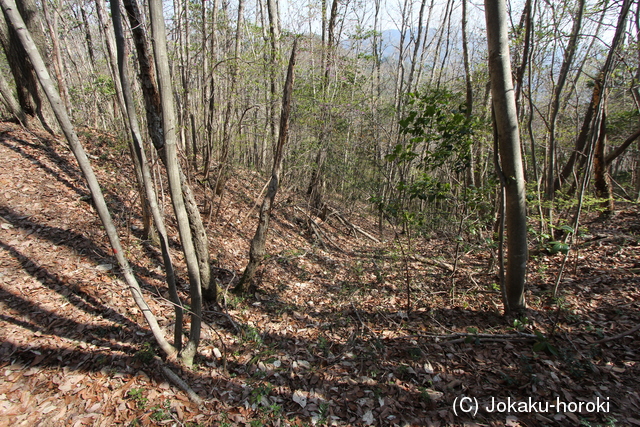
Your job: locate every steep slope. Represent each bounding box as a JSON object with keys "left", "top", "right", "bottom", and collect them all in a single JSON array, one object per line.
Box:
[{"left": 0, "top": 121, "right": 638, "bottom": 426}]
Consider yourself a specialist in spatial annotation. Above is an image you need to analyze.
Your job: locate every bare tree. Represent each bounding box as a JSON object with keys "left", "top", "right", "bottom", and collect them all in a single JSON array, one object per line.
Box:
[
  {"left": 485, "top": 0, "right": 528, "bottom": 313},
  {"left": 214, "top": 0, "right": 245, "bottom": 195},
  {"left": 545, "top": 0, "right": 585, "bottom": 218},
  {"left": 123, "top": 0, "right": 214, "bottom": 303},
  {"left": 0, "top": 0, "right": 56, "bottom": 131},
  {"left": 110, "top": 0, "right": 184, "bottom": 351},
  {"left": 555, "top": 0, "right": 633, "bottom": 192},
  {"left": 148, "top": 0, "right": 203, "bottom": 366},
  {"left": 0, "top": 67, "right": 26, "bottom": 123},
  {"left": 0, "top": 0, "right": 177, "bottom": 358},
  {"left": 236, "top": 39, "right": 297, "bottom": 293}
]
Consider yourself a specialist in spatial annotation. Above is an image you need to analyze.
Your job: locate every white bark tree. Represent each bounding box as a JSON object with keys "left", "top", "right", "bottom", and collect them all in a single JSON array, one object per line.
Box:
[{"left": 484, "top": 0, "right": 528, "bottom": 313}]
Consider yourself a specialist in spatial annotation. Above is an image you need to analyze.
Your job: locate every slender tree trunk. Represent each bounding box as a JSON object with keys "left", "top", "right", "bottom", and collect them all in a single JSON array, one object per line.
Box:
[
  {"left": 435, "top": 0, "right": 454, "bottom": 89},
  {"left": 236, "top": 39, "right": 297, "bottom": 293},
  {"left": 513, "top": 0, "right": 532, "bottom": 114},
  {"left": 606, "top": 127, "right": 640, "bottom": 165},
  {"left": 148, "top": 0, "right": 202, "bottom": 367},
  {"left": 545, "top": 0, "right": 585, "bottom": 215},
  {"left": 99, "top": 0, "right": 155, "bottom": 241},
  {"left": 80, "top": 7, "right": 96, "bottom": 72},
  {"left": 428, "top": 0, "right": 452, "bottom": 87},
  {"left": 94, "top": 0, "right": 128, "bottom": 134},
  {"left": 406, "top": 0, "right": 426, "bottom": 96},
  {"left": 308, "top": 0, "right": 338, "bottom": 214},
  {"left": 122, "top": 0, "right": 163, "bottom": 150},
  {"left": 485, "top": 0, "right": 528, "bottom": 313},
  {"left": 593, "top": 95, "right": 614, "bottom": 213},
  {"left": 414, "top": 0, "right": 435, "bottom": 89},
  {"left": 110, "top": 0, "right": 184, "bottom": 351},
  {"left": 266, "top": 0, "right": 280, "bottom": 168},
  {"left": 555, "top": 0, "right": 632, "bottom": 192},
  {"left": 393, "top": 0, "right": 409, "bottom": 114},
  {"left": 0, "top": 67, "right": 26, "bottom": 123},
  {"left": 461, "top": 0, "right": 475, "bottom": 187},
  {"left": 0, "top": 0, "right": 56, "bottom": 132},
  {"left": 124, "top": 0, "right": 213, "bottom": 302},
  {"left": 0, "top": 0, "right": 177, "bottom": 358},
  {"left": 41, "top": 0, "right": 71, "bottom": 114},
  {"left": 215, "top": 0, "right": 245, "bottom": 195}
]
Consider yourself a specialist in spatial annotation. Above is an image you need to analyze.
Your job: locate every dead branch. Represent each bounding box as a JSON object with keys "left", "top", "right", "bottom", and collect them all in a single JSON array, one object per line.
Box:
[
  {"left": 294, "top": 205, "right": 344, "bottom": 252},
  {"left": 398, "top": 332, "right": 538, "bottom": 343},
  {"left": 331, "top": 209, "right": 380, "bottom": 243},
  {"left": 595, "top": 323, "right": 640, "bottom": 343},
  {"left": 411, "top": 254, "right": 455, "bottom": 272},
  {"left": 155, "top": 356, "right": 204, "bottom": 406}
]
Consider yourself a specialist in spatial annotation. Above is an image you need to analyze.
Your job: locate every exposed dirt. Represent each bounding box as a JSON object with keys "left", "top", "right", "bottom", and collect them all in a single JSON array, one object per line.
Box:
[{"left": 0, "top": 121, "right": 638, "bottom": 426}]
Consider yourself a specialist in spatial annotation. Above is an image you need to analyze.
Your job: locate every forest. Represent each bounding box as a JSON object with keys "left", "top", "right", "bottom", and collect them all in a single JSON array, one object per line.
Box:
[{"left": 0, "top": 0, "right": 639, "bottom": 425}]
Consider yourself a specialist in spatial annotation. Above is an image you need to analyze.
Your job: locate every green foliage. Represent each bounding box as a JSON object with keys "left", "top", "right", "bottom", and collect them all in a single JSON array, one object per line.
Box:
[
  {"left": 396, "top": 88, "right": 476, "bottom": 173},
  {"left": 88, "top": 74, "right": 116, "bottom": 96},
  {"left": 127, "top": 388, "right": 148, "bottom": 409},
  {"left": 150, "top": 400, "right": 172, "bottom": 421},
  {"left": 249, "top": 383, "right": 274, "bottom": 406},
  {"left": 548, "top": 241, "right": 570, "bottom": 255},
  {"left": 512, "top": 317, "right": 529, "bottom": 331},
  {"left": 532, "top": 331, "right": 558, "bottom": 356},
  {"left": 374, "top": 88, "right": 494, "bottom": 238},
  {"left": 134, "top": 342, "right": 156, "bottom": 364},
  {"left": 487, "top": 282, "right": 500, "bottom": 292},
  {"left": 241, "top": 325, "right": 263, "bottom": 346}
]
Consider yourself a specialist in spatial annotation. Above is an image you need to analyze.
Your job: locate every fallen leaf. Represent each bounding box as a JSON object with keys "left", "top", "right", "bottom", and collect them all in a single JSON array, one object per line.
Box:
[
  {"left": 292, "top": 390, "right": 307, "bottom": 408},
  {"left": 362, "top": 409, "right": 374, "bottom": 425}
]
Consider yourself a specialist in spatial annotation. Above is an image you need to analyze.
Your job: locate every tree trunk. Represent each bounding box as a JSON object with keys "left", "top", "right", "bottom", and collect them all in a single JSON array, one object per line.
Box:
[
  {"left": 555, "top": 0, "right": 632, "bottom": 192},
  {"left": 110, "top": 0, "right": 184, "bottom": 351},
  {"left": 123, "top": 0, "right": 213, "bottom": 303},
  {"left": 485, "top": 0, "right": 528, "bottom": 313},
  {"left": 148, "top": 0, "right": 202, "bottom": 367},
  {"left": 461, "top": 0, "right": 474, "bottom": 187},
  {"left": 0, "top": 67, "right": 26, "bottom": 123},
  {"left": 307, "top": 0, "right": 338, "bottom": 215},
  {"left": 80, "top": 7, "right": 96, "bottom": 72},
  {"left": 0, "top": 0, "right": 176, "bottom": 358},
  {"left": 41, "top": 0, "right": 71, "bottom": 114},
  {"left": 545, "top": 0, "right": 585, "bottom": 216},
  {"left": 513, "top": 0, "right": 532, "bottom": 114},
  {"left": 593, "top": 97, "right": 614, "bottom": 213},
  {"left": 215, "top": 0, "right": 244, "bottom": 196},
  {"left": 266, "top": 0, "right": 280, "bottom": 169},
  {"left": 0, "top": 0, "right": 56, "bottom": 132},
  {"left": 236, "top": 39, "right": 297, "bottom": 293},
  {"left": 405, "top": 0, "right": 426, "bottom": 96},
  {"left": 94, "top": 0, "right": 129, "bottom": 135}
]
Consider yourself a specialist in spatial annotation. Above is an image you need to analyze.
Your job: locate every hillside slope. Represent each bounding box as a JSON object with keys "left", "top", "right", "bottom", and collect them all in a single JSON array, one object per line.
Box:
[{"left": 0, "top": 121, "right": 639, "bottom": 426}]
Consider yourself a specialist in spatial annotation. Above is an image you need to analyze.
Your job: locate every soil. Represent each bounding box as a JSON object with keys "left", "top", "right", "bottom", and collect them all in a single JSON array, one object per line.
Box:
[{"left": 0, "top": 121, "right": 638, "bottom": 426}]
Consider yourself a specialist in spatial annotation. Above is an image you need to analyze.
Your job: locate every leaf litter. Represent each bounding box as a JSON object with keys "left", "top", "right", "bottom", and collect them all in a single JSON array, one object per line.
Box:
[{"left": 0, "top": 121, "right": 638, "bottom": 426}]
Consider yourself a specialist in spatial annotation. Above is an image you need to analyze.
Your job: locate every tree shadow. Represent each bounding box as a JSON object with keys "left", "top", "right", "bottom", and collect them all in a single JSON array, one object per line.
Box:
[
  {"left": 0, "top": 129, "right": 144, "bottom": 240},
  {"left": 0, "top": 204, "right": 172, "bottom": 292},
  {"left": 0, "top": 241, "right": 144, "bottom": 348},
  {"left": 0, "top": 131, "right": 86, "bottom": 197}
]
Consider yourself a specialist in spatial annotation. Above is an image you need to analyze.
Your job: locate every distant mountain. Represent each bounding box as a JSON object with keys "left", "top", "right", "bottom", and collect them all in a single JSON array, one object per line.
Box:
[{"left": 340, "top": 28, "right": 439, "bottom": 60}]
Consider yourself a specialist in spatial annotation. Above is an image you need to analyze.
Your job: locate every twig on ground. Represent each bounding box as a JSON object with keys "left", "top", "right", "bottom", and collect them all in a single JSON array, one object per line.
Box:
[
  {"left": 411, "top": 254, "right": 455, "bottom": 272},
  {"left": 595, "top": 323, "right": 640, "bottom": 343},
  {"left": 397, "top": 332, "right": 539, "bottom": 343},
  {"left": 155, "top": 356, "right": 204, "bottom": 406}
]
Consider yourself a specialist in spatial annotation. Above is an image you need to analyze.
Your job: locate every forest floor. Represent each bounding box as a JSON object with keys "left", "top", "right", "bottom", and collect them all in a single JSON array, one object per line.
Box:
[{"left": 0, "top": 120, "right": 638, "bottom": 427}]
